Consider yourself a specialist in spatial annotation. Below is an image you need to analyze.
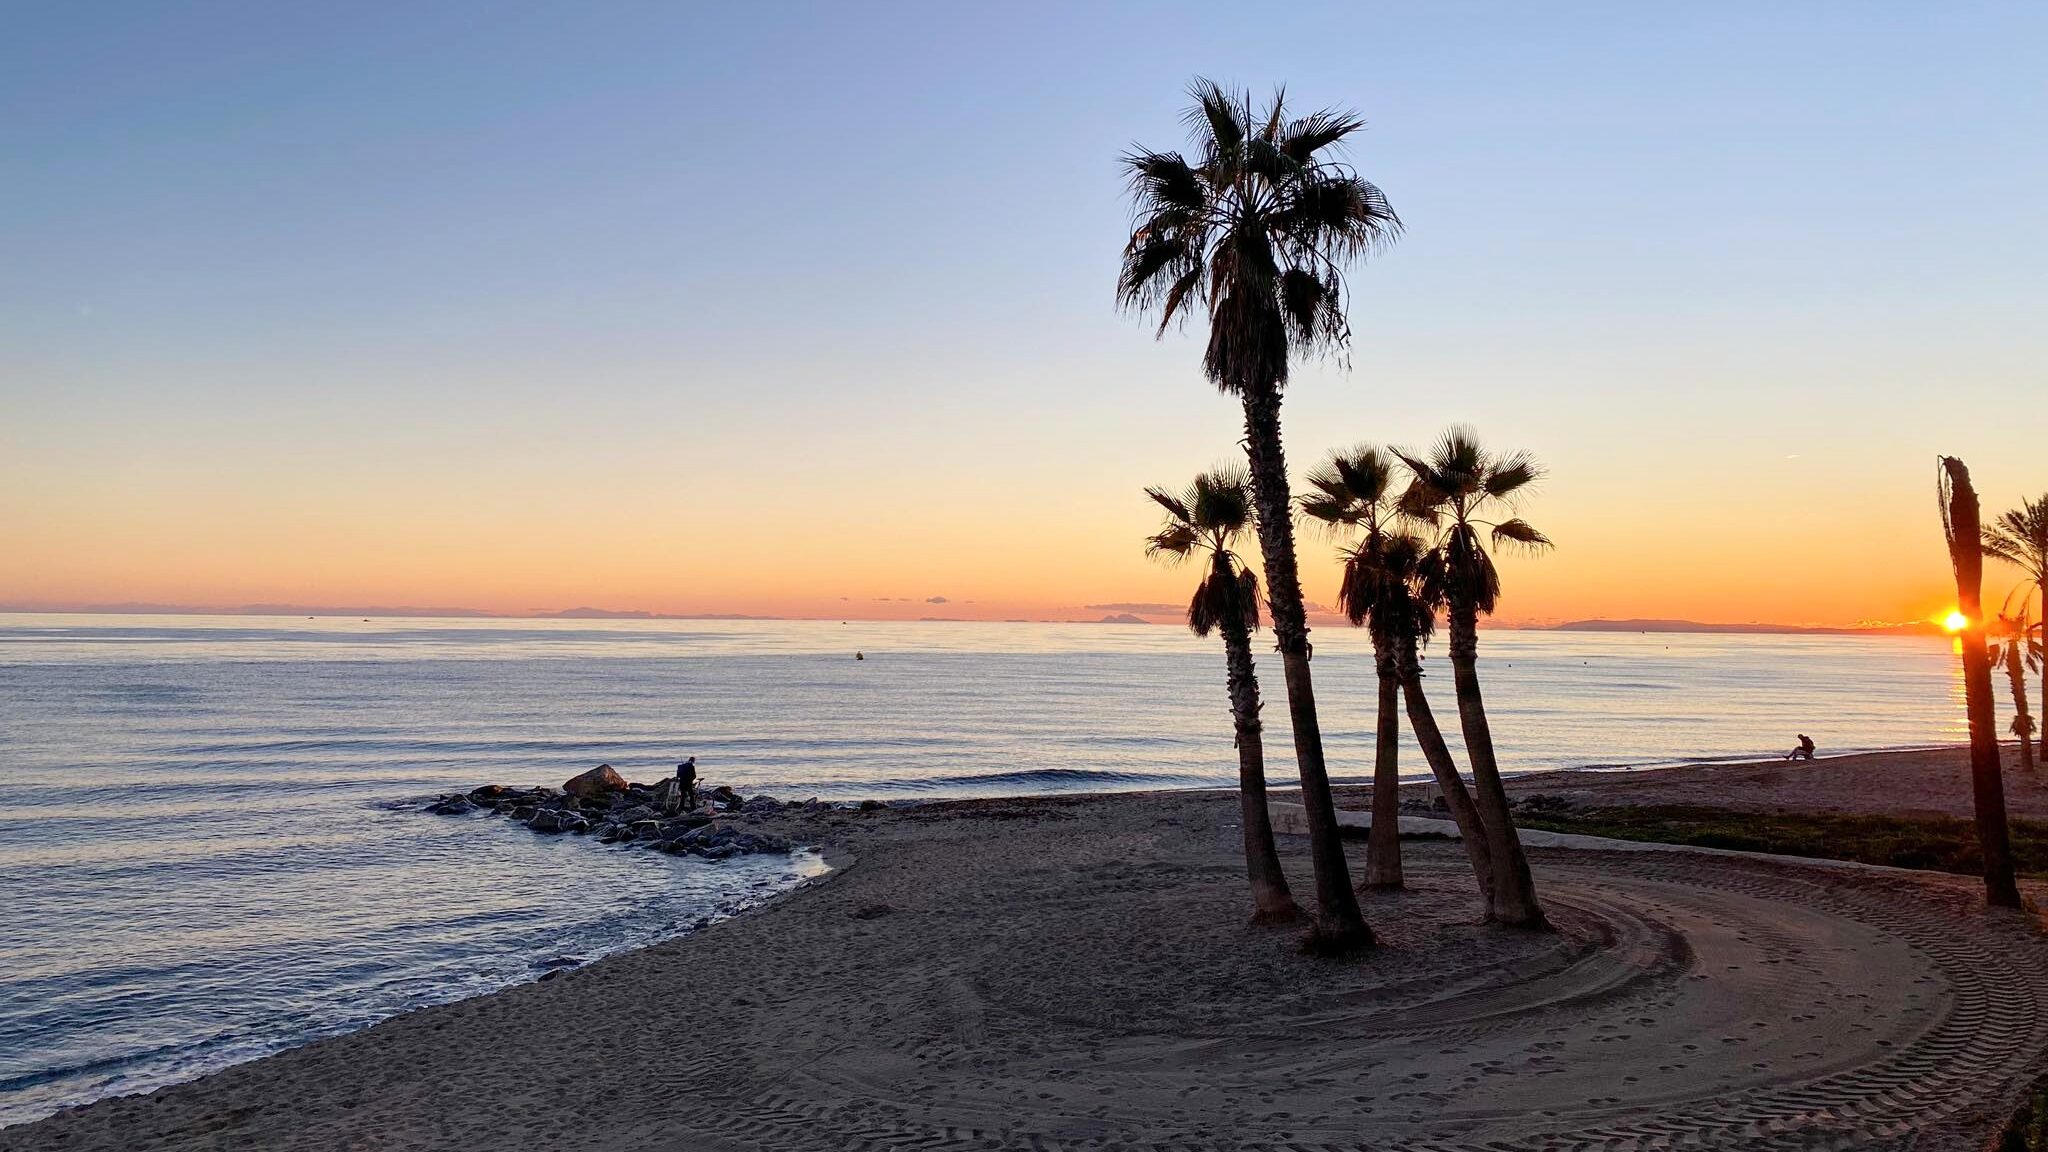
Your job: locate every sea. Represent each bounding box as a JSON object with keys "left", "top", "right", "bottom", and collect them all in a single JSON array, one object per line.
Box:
[{"left": 0, "top": 613, "right": 1971, "bottom": 1127}]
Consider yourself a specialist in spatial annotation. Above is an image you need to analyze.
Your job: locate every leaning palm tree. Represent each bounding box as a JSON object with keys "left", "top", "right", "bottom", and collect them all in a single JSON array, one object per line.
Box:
[
  {"left": 1985, "top": 494, "right": 2048, "bottom": 765},
  {"left": 1119, "top": 80, "right": 1400, "bottom": 952},
  {"left": 1146, "top": 469, "right": 1301, "bottom": 924},
  {"left": 1938, "top": 456, "right": 2022, "bottom": 908},
  {"left": 1400, "top": 426, "right": 1549, "bottom": 928},
  {"left": 1990, "top": 604, "right": 2040, "bottom": 772}
]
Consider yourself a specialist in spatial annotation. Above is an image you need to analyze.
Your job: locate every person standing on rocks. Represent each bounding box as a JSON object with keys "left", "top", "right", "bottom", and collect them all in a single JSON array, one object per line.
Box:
[{"left": 675, "top": 757, "right": 698, "bottom": 810}]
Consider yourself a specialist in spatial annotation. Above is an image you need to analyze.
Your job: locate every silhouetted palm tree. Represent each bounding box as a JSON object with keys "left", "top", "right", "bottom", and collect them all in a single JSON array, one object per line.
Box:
[
  {"left": 1985, "top": 494, "right": 2048, "bottom": 768},
  {"left": 1990, "top": 605, "right": 2040, "bottom": 772},
  {"left": 1120, "top": 80, "right": 1400, "bottom": 952},
  {"left": 1400, "top": 427, "right": 1550, "bottom": 928},
  {"left": 1301, "top": 446, "right": 1408, "bottom": 889},
  {"left": 1146, "top": 469, "right": 1301, "bottom": 924},
  {"left": 1939, "top": 456, "right": 2022, "bottom": 908}
]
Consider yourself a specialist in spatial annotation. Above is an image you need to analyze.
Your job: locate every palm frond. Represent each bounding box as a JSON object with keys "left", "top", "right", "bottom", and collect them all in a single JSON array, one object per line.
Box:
[
  {"left": 1144, "top": 485, "right": 1192, "bottom": 527},
  {"left": 1491, "top": 518, "right": 1553, "bottom": 552},
  {"left": 1145, "top": 524, "right": 1198, "bottom": 561},
  {"left": 1483, "top": 451, "right": 1543, "bottom": 500},
  {"left": 1189, "top": 466, "right": 1255, "bottom": 535},
  {"left": 1280, "top": 109, "right": 1367, "bottom": 164},
  {"left": 1121, "top": 150, "right": 1206, "bottom": 213}
]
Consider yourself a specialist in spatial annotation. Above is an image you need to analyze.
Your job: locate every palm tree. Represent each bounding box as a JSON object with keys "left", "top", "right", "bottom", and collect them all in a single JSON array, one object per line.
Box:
[
  {"left": 1352, "top": 529, "right": 1499, "bottom": 911},
  {"left": 1119, "top": 80, "right": 1400, "bottom": 952},
  {"left": 1938, "top": 456, "right": 2022, "bottom": 908},
  {"left": 1990, "top": 604, "right": 2040, "bottom": 772},
  {"left": 1300, "top": 446, "right": 1408, "bottom": 889},
  {"left": 1146, "top": 469, "right": 1301, "bottom": 924},
  {"left": 1985, "top": 494, "right": 2048, "bottom": 767},
  {"left": 1400, "top": 426, "right": 1550, "bottom": 928}
]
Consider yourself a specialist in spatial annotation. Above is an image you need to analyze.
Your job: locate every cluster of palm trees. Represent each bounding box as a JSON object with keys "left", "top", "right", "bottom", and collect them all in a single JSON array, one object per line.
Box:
[{"left": 1121, "top": 81, "right": 1548, "bottom": 950}]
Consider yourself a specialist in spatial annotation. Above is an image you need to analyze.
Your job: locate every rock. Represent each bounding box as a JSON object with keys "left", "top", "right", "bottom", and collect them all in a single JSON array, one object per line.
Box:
[
  {"left": 699, "top": 843, "right": 740, "bottom": 860},
  {"left": 563, "top": 764, "right": 629, "bottom": 800},
  {"left": 595, "top": 823, "right": 630, "bottom": 844},
  {"left": 427, "top": 795, "right": 474, "bottom": 815},
  {"left": 631, "top": 820, "right": 666, "bottom": 841},
  {"left": 613, "top": 804, "right": 659, "bottom": 825},
  {"left": 709, "top": 785, "right": 742, "bottom": 807},
  {"left": 467, "top": 784, "right": 526, "bottom": 804},
  {"left": 740, "top": 795, "right": 782, "bottom": 814},
  {"left": 511, "top": 805, "right": 539, "bottom": 824},
  {"left": 529, "top": 810, "right": 569, "bottom": 833},
  {"left": 858, "top": 799, "right": 884, "bottom": 812}
]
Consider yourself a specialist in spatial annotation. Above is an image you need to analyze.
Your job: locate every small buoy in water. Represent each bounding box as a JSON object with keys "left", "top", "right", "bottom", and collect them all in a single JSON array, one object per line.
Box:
[{"left": 855, "top": 652, "right": 865, "bottom": 660}]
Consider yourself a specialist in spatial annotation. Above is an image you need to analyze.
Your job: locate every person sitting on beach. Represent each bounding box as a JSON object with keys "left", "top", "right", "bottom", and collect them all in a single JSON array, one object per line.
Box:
[
  {"left": 1785, "top": 734, "right": 1815, "bottom": 761},
  {"left": 676, "top": 757, "right": 698, "bottom": 809}
]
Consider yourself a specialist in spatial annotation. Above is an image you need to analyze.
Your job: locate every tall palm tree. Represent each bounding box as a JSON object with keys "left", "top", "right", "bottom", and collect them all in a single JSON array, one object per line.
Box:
[
  {"left": 1990, "top": 604, "right": 2040, "bottom": 772},
  {"left": 1146, "top": 469, "right": 1301, "bottom": 924},
  {"left": 1119, "top": 80, "right": 1400, "bottom": 952},
  {"left": 1400, "top": 426, "right": 1550, "bottom": 928},
  {"left": 1349, "top": 528, "right": 1499, "bottom": 911},
  {"left": 1985, "top": 494, "right": 2048, "bottom": 766},
  {"left": 1939, "top": 457, "right": 2022, "bottom": 908},
  {"left": 1300, "top": 446, "right": 1408, "bottom": 889}
]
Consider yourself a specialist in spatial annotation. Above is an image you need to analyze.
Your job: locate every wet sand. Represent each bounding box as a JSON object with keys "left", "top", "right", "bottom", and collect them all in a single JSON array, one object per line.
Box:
[{"left": 8, "top": 786, "right": 2047, "bottom": 1152}]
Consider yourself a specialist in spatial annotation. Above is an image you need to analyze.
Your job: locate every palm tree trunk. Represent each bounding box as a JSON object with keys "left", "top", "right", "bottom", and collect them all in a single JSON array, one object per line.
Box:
[
  {"left": 1362, "top": 634, "right": 1403, "bottom": 889},
  {"left": 1392, "top": 635, "right": 1507, "bottom": 906},
  {"left": 2007, "top": 640, "right": 2037, "bottom": 772},
  {"left": 1397, "top": 641, "right": 1496, "bottom": 911},
  {"left": 1238, "top": 384, "right": 1371, "bottom": 951},
  {"left": 2038, "top": 578, "right": 2046, "bottom": 774},
  {"left": 1445, "top": 603, "right": 1546, "bottom": 928},
  {"left": 1219, "top": 607, "right": 1302, "bottom": 924},
  {"left": 1942, "top": 457, "right": 2023, "bottom": 908}
]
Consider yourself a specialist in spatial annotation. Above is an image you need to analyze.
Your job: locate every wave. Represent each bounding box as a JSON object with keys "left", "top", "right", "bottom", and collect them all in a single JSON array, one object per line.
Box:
[{"left": 758, "top": 766, "right": 1229, "bottom": 796}]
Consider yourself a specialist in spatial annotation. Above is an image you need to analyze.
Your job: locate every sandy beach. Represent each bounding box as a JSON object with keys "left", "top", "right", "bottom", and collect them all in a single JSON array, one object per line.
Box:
[
  {"left": 1468, "top": 744, "right": 2048, "bottom": 822},
  {"left": 9, "top": 766, "right": 2048, "bottom": 1152}
]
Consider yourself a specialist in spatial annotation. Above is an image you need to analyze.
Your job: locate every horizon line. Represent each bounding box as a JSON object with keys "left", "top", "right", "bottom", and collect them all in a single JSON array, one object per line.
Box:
[{"left": 0, "top": 602, "right": 1945, "bottom": 635}]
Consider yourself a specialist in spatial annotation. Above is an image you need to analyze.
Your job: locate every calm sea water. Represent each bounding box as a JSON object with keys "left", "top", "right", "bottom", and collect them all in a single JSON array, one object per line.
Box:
[{"left": 0, "top": 613, "right": 1969, "bottom": 1126}]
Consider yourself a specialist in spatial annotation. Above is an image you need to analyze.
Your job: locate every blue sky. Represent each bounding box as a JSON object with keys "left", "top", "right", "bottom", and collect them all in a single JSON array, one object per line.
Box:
[{"left": 3, "top": 3, "right": 2044, "bottom": 622}]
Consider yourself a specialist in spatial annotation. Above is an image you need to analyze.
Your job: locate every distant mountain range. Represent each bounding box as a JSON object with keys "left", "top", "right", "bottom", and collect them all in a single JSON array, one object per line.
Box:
[{"left": 1554, "top": 618, "right": 1943, "bottom": 636}]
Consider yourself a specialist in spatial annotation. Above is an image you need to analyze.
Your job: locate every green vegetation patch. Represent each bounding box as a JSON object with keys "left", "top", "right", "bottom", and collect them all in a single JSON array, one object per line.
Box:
[
  {"left": 1513, "top": 804, "right": 2048, "bottom": 879},
  {"left": 1997, "top": 1074, "right": 2048, "bottom": 1152}
]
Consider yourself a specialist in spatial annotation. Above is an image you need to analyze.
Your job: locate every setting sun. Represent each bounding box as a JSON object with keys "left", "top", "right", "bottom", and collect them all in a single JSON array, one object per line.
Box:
[{"left": 1941, "top": 610, "right": 1970, "bottom": 633}]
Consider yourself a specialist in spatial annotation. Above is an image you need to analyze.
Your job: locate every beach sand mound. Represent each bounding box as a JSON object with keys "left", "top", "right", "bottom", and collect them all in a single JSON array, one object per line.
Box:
[{"left": 8, "top": 791, "right": 2046, "bottom": 1151}]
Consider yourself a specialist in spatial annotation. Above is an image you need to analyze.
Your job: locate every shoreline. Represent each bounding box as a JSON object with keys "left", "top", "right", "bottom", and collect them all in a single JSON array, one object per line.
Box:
[{"left": 8, "top": 771, "right": 2048, "bottom": 1151}]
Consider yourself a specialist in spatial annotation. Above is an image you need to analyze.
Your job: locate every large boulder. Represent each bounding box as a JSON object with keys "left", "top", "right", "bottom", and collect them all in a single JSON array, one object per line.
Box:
[{"left": 563, "top": 764, "right": 629, "bottom": 800}]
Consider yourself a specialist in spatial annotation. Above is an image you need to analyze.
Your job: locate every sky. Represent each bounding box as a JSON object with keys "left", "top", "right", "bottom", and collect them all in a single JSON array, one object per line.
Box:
[{"left": 2, "top": 2, "right": 2044, "bottom": 626}]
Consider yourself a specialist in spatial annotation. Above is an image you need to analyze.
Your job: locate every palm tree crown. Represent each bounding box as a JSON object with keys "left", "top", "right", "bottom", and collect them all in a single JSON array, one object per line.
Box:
[
  {"left": 1146, "top": 468, "right": 1262, "bottom": 638},
  {"left": 1117, "top": 80, "right": 1400, "bottom": 395},
  {"left": 1984, "top": 494, "right": 2048, "bottom": 589},
  {"left": 1300, "top": 445, "right": 1427, "bottom": 646},
  {"left": 1398, "top": 425, "right": 1553, "bottom": 612}
]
